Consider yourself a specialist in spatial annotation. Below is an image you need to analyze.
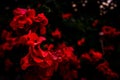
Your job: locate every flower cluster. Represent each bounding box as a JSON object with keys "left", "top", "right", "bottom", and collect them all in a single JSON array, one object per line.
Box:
[
  {"left": 10, "top": 8, "right": 48, "bottom": 35},
  {"left": 20, "top": 32, "right": 80, "bottom": 80},
  {"left": 0, "top": 7, "right": 119, "bottom": 80},
  {"left": 96, "top": 61, "right": 119, "bottom": 79},
  {"left": 0, "top": 8, "right": 81, "bottom": 80},
  {"left": 80, "top": 49, "right": 119, "bottom": 79},
  {"left": 101, "top": 26, "right": 120, "bottom": 36},
  {"left": 81, "top": 49, "right": 103, "bottom": 63}
]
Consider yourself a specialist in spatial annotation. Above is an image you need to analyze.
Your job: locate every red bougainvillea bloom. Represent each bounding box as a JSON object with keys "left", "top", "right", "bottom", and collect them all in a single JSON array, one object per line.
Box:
[
  {"left": 26, "top": 8, "right": 36, "bottom": 19},
  {"left": 10, "top": 15, "right": 32, "bottom": 30},
  {"left": 31, "top": 46, "right": 48, "bottom": 64},
  {"left": 51, "top": 28, "right": 62, "bottom": 39},
  {"left": 63, "top": 46, "right": 74, "bottom": 59},
  {"left": 57, "top": 44, "right": 80, "bottom": 63},
  {"left": 96, "top": 61, "right": 118, "bottom": 79},
  {"left": 23, "top": 30, "right": 46, "bottom": 46},
  {"left": 20, "top": 44, "right": 58, "bottom": 80},
  {"left": 92, "top": 19, "right": 99, "bottom": 27},
  {"left": 13, "top": 8, "right": 36, "bottom": 19},
  {"left": 20, "top": 30, "right": 58, "bottom": 71},
  {"left": 18, "top": 25, "right": 79, "bottom": 80},
  {"left": 113, "top": 31, "right": 120, "bottom": 36},
  {"left": 20, "top": 46, "right": 47, "bottom": 70},
  {"left": 62, "top": 13, "right": 72, "bottom": 19},
  {"left": 10, "top": 8, "right": 49, "bottom": 32},
  {"left": 81, "top": 53, "right": 92, "bottom": 62},
  {"left": 48, "top": 44, "right": 54, "bottom": 50},
  {"left": 58, "top": 46, "right": 80, "bottom": 80},
  {"left": 13, "top": 8, "right": 27, "bottom": 16},
  {"left": 40, "top": 26, "right": 46, "bottom": 35},
  {"left": 55, "top": 42, "right": 80, "bottom": 68},
  {"left": 102, "top": 26, "right": 116, "bottom": 35},
  {"left": 1, "top": 42, "right": 13, "bottom": 51},
  {"left": 1, "top": 30, "right": 12, "bottom": 40},
  {"left": 44, "top": 44, "right": 54, "bottom": 50},
  {"left": 20, "top": 53, "right": 31, "bottom": 70},
  {"left": 34, "top": 13, "right": 48, "bottom": 26},
  {"left": 77, "top": 38, "right": 85, "bottom": 46},
  {"left": 10, "top": 8, "right": 37, "bottom": 31},
  {"left": 81, "top": 49, "right": 103, "bottom": 63},
  {"left": 89, "top": 49, "right": 103, "bottom": 62},
  {"left": 57, "top": 42, "right": 66, "bottom": 49}
]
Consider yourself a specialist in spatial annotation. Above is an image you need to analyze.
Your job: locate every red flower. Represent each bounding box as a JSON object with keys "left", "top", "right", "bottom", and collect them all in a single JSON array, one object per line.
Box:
[
  {"left": 96, "top": 61, "right": 109, "bottom": 73},
  {"left": 102, "top": 26, "right": 116, "bottom": 35},
  {"left": 13, "top": 8, "right": 36, "bottom": 19},
  {"left": 89, "top": 49, "right": 103, "bottom": 62},
  {"left": 10, "top": 15, "right": 32, "bottom": 30},
  {"left": 23, "top": 30, "right": 46, "bottom": 46},
  {"left": 92, "top": 19, "right": 99, "bottom": 27},
  {"left": 20, "top": 53, "right": 31, "bottom": 70},
  {"left": 1, "top": 42, "right": 13, "bottom": 51},
  {"left": 20, "top": 44, "right": 57, "bottom": 70},
  {"left": 10, "top": 8, "right": 36, "bottom": 31},
  {"left": 77, "top": 38, "right": 85, "bottom": 46},
  {"left": 81, "top": 53, "right": 92, "bottom": 62},
  {"left": 20, "top": 30, "right": 56, "bottom": 70},
  {"left": 62, "top": 13, "right": 72, "bottom": 19},
  {"left": 34, "top": 13, "right": 48, "bottom": 26},
  {"left": 57, "top": 42, "right": 66, "bottom": 49},
  {"left": 22, "top": 31, "right": 48, "bottom": 68},
  {"left": 48, "top": 44, "right": 54, "bottom": 50},
  {"left": 1, "top": 30, "right": 12, "bottom": 40},
  {"left": 26, "top": 8, "right": 36, "bottom": 19},
  {"left": 81, "top": 49, "right": 103, "bottom": 63},
  {"left": 13, "top": 8, "right": 27, "bottom": 16},
  {"left": 40, "top": 26, "right": 46, "bottom": 35},
  {"left": 96, "top": 61, "right": 118, "bottom": 78},
  {"left": 51, "top": 28, "right": 62, "bottom": 39},
  {"left": 44, "top": 44, "right": 54, "bottom": 50},
  {"left": 113, "top": 31, "right": 120, "bottom": 36},
  {"left": 63, "top": 46, "right": 74, "bottom": 59}
]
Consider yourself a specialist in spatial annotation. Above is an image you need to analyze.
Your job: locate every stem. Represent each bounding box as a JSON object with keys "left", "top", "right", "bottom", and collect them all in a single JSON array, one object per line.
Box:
[{"left": 100, "top": 39, "right": 105, "bottom": 55}]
